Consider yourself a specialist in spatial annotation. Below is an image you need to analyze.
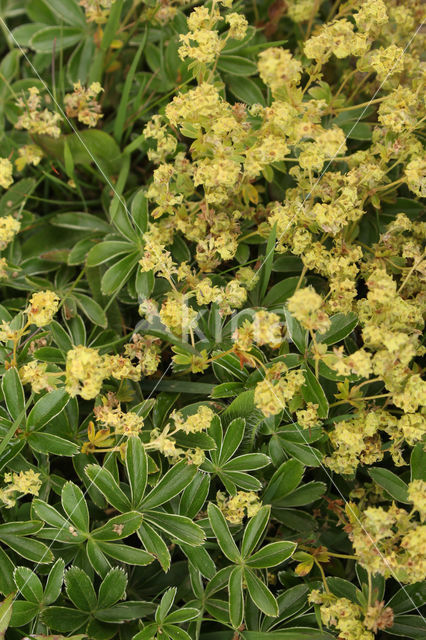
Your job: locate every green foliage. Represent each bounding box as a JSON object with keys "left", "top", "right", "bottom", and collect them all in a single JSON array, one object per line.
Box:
[{"left": 0, "top": 0, "right": 425, "bottom": 639}]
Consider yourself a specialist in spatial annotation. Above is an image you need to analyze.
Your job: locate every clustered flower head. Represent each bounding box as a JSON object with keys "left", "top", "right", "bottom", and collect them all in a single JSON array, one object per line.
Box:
[
  {"left": 79, "top": 0, "right": 116, "bottom": 24},
  {"left": 0, "top": 157, "right": 13, "bottom": 189},
  {"left": 26, "top": 290, "right": 59, "bottom": 327},
  {"left": 0, "top": 215, "right": 20, "bottom": 249},
  {"left": 146, "top": 405, "right": 214, "bottom": 465},
  {"left": 287, "top": 287, "right": 331, "bottom": 333},
  {"left": 254, "top": 363, "right": 305, "bottom": 418},
  {"left": 347, "top": 496, "right": 426, "bottom": 584},
  {"left": 309, "top": 590, "right": 394, "bottom": 640},
  {"left": 15, "top": 145, "right": 43, "bottom": 171},
  {"left": 20, "top": 360, "right": 57, "bottom": 394},
  {"left": 15, "top": 87, "right": 62, "bottom": 138},
  {"left": 217, "top": 490, "right": 262, "bottom": 524},
  {"left": 0, "top": 470, "right": 42, "bottom": 508},
  {"left": 64, "top": 82, "right": 104, "bottom": 127}
]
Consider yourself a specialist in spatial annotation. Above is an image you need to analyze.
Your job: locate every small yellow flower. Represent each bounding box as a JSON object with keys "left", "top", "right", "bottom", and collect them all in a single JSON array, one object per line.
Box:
[
  {"left": 26, "top": 290, "right": 59, "bottom": 327},
  {"left": 0, "top": 216, "right": 20, "bottom": 250},
  {"left": 0, "top": 158, "right": 13, "bottom": 189}
]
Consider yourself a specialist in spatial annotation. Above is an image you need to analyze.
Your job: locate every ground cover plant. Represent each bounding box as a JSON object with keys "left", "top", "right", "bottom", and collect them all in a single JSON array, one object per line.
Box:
[{"left": 0, "top": 0, "right": 425, "bottom": 638}]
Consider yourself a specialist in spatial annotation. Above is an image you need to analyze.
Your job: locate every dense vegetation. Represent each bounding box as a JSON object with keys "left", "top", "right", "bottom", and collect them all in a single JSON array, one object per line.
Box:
[{"left": 0, "top": 1, "right": 425, "bottom": 639}]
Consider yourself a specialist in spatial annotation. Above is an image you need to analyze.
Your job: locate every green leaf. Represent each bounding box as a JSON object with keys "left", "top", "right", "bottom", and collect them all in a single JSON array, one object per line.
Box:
[
  {"left": 27, "top": 389, "right": 69, "bottom": 430},
  {"left": 74, "top": 293, "right": 107, "bottom": 328},
  {"left": 32, "top": 500, "right": 69, "bottom": 530},
  {"left": 30, "top": 27, "right": 83, "bottom": 52},
  {"left": 0, "top": 547, "right": 15, "bottom": 596},
  {"left": 2, "top": 367, "right": 25, "bottom": 422},
  {"left": 181, "top": 544, "right": 216, "bottom": 579},
  {"left": 368, "top": 468, "right": 409, "bottom": 503},
  {"left": 101, "top": 251, "right": 139, "bottom": 295},
  {"left": 263, "top": 277, "right": 301, "bottom": 308},
  {"left": 91, "top": 512, "right": 143, "bottom": 541},
  {"left": 241, "top": 505, "right": 270, "bottom": 558},
  {"left": 51, "top": 212, "right": 112, "bottom": 233},
  {"left": 43, "top": 0, "right": 86, "bottom": 27},
  {"left": 279, "top": 439, "right": 323, "bottom": 467},
  {"left": 114, "top": 31, "right": 147, "bottom": 142},
  {"left": 85, "top": 539, "right": 111, "bottom": 578},
  {"left": 0, "top": 178, "right": 36, "bottom": 215},
  {"left": 179, "top": 472, "right": 210, "bottom": 519},
  {"left": 0, "top": 594, "right": 14, "bottom": 638},
  {"left": 341, "top": 122, "right": 372, "bottom": 140},
  {"left": 13, "top": 567, "right": 43, "bottom": 603},
  {"left": 264, "top": 459, "right": 304, "bottom": 503},
  {"left": 166, "top": 608, "right": 199, "bottom": 624},
  {"left": 27, "top": 432, "right": 80, "bottom": 456},
  {"left": 10, "top": 600, "right": 39, "bottom": 627},
  {"left": 43, "top": 558, "right": 65, "bottom": 605},
  {"left": 141, "top": 460, "right": 196, "bottom": 509},
  {"left": 387, "top": 616, "right": 426, "bottom": 640},
  {"left": 94, "top": 601, "right": 155, "bottom": 623},
  {"left": 411, "top": 444, "right": 426, "bottom": 481},
  {"left": 224, "top": 453, "right": 270, "bottom": 471},
  {"left": 130, "top": 188, "right": 149, "bottom": 234},
  {"left": 156, "top": 587, "right": 176, "bottom": 622},
  {"left": 226, "top": 76, "right": 266, "bottom": 105},
  {"left": 101, "top": 0, "right": 124, "bottom": 51},
  {"left": 126, "top": 436, "right": 148, "bottom": 508},
  {"left": 229, "top": 566, "right": 244, "bottom": 629},
  {"left": 263, "top": 584, "right": 309, "bottom": 630},
  {"left": 0, "top": 522, "right": 43, "bottom": 537},
  {"left": 245, "top": 569, "right": 278, "bottom": 617},
  {"left": 50, "top": 321, "right": 73, "bottom": 352},
  {"left": 97, "top": 567, "right": 127, "bottom": 609},
  {"left": 246, "top": 541, "right": 296, "bottom": 568},
  {"left": 65, "top": 567, "right": 97, "bottom": 612},
  {"left": 284, "top": 309, "right": 307, "bottom": 354},
  {"left": 145, "top": 511, "right": 205, "bottom": 546},
  {"left": 0, "top": 535, "right": 53, "bottom": 564},
  {"left": 258, "top": 224, "right": 277, "bottom": 302},
  {"left": 37, "top": 130, "right": 122, "bottom": 175},
  {"left": 219, "top": 417, "right": 245, "bottom": 464},
  {"left": 326, "top": 577, "right": 361, "bottom": 602},
  {"left": 138, "top": 522, "right": 171, "bottom": 572},
  {"left": 207, "top": 503, "right": 240, "bottom": 563},
  {"left": 84, "top": 464, "right": 132, "bottom": 513},
  {"left": 301, "top": 366, "right": 329, "bottom": 418},
  {"left": 386, "top": 583, "right": 426, "bottom": 615},
  {"left": 218, "top": 55, "right": 258, "bottom": 76},
  {"left": 61, "top": 482, "right": 90, "bottom": 532},
  {"left": 40, "top": 607, "right": 89, "bottom": 632},
  {"left": 317, "top": 313, "right": 358, "bottom": 345},
  {"left": 164, "top": 625, "right": 192, "bottom": 640},
  {"left": 275, "top": 482, "right": 326, "bottom": 507},
  {"left": 86, "top": 240, "right": 133, "bottom": 266}
]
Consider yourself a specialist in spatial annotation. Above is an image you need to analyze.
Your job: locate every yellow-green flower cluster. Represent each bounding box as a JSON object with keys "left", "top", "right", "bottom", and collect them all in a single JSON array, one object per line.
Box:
[
  {"left": 64, "top": 81, "right": 103, "bottom": 127},
  {"left": 0, "top": 215, "right": 20, "bottom": 249},
  {"left": 26, "top": 290, "right": 59, "bottom": 327},
  {"left": 347, "top": 501, "right": 426, "bottom": 584},
  {"left": 0, "top": 470, "right": 42, "bottom": 508},
  {"left": 0, "top": 158, "right": 13, "bottom": 189},
  {"left": 217, "top": 490, "right": 262, "bottom": 524}
]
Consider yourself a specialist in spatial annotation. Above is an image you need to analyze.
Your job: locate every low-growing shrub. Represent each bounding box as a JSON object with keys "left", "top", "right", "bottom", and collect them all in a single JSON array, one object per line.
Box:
[{"left": 0, "top": 1, "right": 425, "bottom": 639}]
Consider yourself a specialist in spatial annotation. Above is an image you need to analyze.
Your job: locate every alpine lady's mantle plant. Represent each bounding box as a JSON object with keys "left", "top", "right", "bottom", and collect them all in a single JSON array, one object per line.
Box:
[{"left": 0, "top": 0, "right": 425, "bottom": 639}]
